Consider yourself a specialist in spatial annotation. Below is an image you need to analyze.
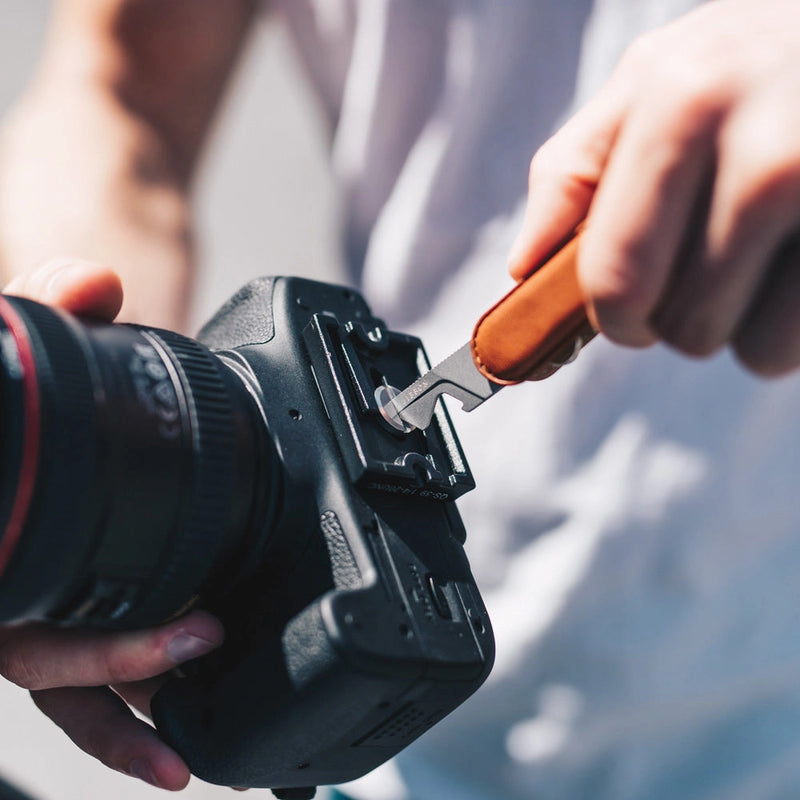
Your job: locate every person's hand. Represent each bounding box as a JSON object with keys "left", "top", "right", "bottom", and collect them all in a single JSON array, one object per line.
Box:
[
  {"left": 1, "top": 259, "right": 225, "bottom": 791},
  {"left": 509, "top": 0, "right": 800, "bottom": 376}
]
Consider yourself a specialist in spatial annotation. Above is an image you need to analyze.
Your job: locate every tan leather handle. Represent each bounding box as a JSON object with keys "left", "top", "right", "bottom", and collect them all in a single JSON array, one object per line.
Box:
[{"left": 471, "top": 228, "right": 596, "bottom": 384}]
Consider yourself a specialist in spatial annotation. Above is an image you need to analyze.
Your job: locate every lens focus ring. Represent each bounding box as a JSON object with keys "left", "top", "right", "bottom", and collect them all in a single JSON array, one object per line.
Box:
[{"left": 126, "top": 329, "right": 239, "bottom": 625}]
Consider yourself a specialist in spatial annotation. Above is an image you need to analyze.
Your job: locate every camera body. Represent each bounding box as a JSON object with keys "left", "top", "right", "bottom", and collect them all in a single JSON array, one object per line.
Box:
[{"left": 150, "top": 277, "right": 494, "bottom": 795}]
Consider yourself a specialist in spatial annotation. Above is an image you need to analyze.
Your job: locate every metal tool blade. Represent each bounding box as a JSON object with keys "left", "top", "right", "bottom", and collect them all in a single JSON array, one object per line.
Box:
[{"left": 382, "top": 343, "right": 503, "bottom": 431}]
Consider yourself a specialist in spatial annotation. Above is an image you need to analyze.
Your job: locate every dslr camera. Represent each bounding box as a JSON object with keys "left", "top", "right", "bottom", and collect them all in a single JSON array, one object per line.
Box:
[{"left": 0, "top": 277, "right": 494, "bottom": 798}]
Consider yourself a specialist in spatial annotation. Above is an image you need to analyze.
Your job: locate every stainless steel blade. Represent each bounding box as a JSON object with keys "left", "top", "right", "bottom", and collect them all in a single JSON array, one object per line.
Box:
[{"left": 382, "top": 343, "right": 503, "bottom": 430}]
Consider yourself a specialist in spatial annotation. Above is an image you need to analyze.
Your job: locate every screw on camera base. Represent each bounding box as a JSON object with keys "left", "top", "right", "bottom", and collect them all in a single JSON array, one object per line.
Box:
[{"left": 374, "top": 384, "right": 415, "bottom": 432}]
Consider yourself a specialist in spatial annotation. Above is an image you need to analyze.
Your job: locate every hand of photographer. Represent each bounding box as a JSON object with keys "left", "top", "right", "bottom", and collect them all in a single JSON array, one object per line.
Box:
[
  {"left": 0, "top": 259, "right": 225, "bottom": 791},
  {"left": 509, "top": 0, "right": 800, "bottom": 377}
]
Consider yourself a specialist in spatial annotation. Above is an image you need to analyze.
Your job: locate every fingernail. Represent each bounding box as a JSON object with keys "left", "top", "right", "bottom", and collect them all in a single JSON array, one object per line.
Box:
[
  {"left": 167, "top": 632, "right": 219, "bottom": 663},
  {"left": 129, "top": 758, "right": 162, "bottom": 789}
]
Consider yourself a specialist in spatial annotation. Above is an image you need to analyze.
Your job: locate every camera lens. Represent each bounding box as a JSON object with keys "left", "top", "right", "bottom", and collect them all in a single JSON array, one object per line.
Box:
[{"left": 0, "top": 294, "right": 279, "bottom": 628}]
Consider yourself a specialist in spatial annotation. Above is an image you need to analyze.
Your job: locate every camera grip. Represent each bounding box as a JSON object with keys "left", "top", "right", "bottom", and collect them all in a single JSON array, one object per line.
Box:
[{"left": 470, "top": 228, "right": 596, "bottom": 383}]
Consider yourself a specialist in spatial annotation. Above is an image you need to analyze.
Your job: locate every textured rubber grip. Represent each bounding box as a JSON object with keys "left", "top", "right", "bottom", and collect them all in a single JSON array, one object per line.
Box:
[{"left": 470, "top": 229, "right": 596, "bottom": 384}]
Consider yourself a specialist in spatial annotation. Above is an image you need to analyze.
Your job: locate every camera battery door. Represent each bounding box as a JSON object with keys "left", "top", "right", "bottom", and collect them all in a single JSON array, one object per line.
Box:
[{"left": 153, "top": 278, "right": 494, "bottom": 794}]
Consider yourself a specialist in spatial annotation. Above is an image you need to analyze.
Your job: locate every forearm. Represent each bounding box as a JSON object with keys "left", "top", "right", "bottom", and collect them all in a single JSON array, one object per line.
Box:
[
  {"left": 0, "top": 0, "right": 257, "bottom": 329},
  {"left": 34, "top": 0, "right": 258, "bottom": 185},
  {"left": 0, "top": 90, "right": 195, "bottom": 328}
]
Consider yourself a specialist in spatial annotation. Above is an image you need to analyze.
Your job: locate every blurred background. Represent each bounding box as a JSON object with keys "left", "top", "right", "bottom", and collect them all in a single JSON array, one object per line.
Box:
[{"left": 0, "top": 2, "right": 342, "bottom": 797}]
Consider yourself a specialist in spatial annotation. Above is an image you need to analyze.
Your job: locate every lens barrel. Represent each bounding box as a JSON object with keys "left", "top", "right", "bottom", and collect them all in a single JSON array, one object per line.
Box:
[{"left": 0, "top": 295, "right": 277, "bottom": 628}]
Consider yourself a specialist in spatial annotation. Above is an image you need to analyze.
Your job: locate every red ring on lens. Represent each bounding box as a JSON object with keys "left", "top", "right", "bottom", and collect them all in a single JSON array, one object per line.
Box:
[{"left": 0, "top": 296, "right": 40, "bottom": 578}]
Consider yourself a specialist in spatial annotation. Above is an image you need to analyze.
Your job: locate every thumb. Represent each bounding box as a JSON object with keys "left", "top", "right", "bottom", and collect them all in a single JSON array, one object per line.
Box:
[
  {"left": 4, "top": 258, "right": 123, "bottom": 321},
  {"left": 508, "top": 76, "right": 629, "bottom": 281}
]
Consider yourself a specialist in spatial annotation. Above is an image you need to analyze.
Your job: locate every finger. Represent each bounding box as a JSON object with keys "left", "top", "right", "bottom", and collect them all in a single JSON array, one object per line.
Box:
[
  {"left": 653, "top": 78, "right": 800, "bottom": 357},
  {"left": 32, "top": 685, "right": 190, "bottom": 790},
  {"left": 579, "top": 56, "right": 723, "bottom": 347},
  {"left": 113, "top": 676, "right": 168, "bottom": 718},
  {"left": 0, "top": 610, "right": 223, "bottom": 690},
  {"left": 3, "top": 258, "right": 123, "bottom": 320},
  {"left": 507, "top": 67, "right": 630, "bottom": 281},
  {"left": 733, "top": 235, "right": 800, "bottom": 376}
]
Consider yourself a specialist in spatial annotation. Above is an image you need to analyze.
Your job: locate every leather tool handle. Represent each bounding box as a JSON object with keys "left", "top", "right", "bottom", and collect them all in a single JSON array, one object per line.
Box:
[{"left": 471, "top": 228, "right": 596, "bottom": 384}]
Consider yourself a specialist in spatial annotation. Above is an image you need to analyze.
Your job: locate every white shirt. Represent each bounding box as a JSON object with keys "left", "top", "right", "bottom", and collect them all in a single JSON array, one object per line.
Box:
[{"left": 272, "top": 3, "right": 800, "bottom": 798}]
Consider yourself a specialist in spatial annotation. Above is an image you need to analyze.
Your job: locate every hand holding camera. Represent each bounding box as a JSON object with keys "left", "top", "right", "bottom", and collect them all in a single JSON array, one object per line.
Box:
[
  {"left": 0, "top": 259, "right": 220, "bottom": 791},
  {"left": 0, "top": 260, "right": 494, "bottom": 798}
]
